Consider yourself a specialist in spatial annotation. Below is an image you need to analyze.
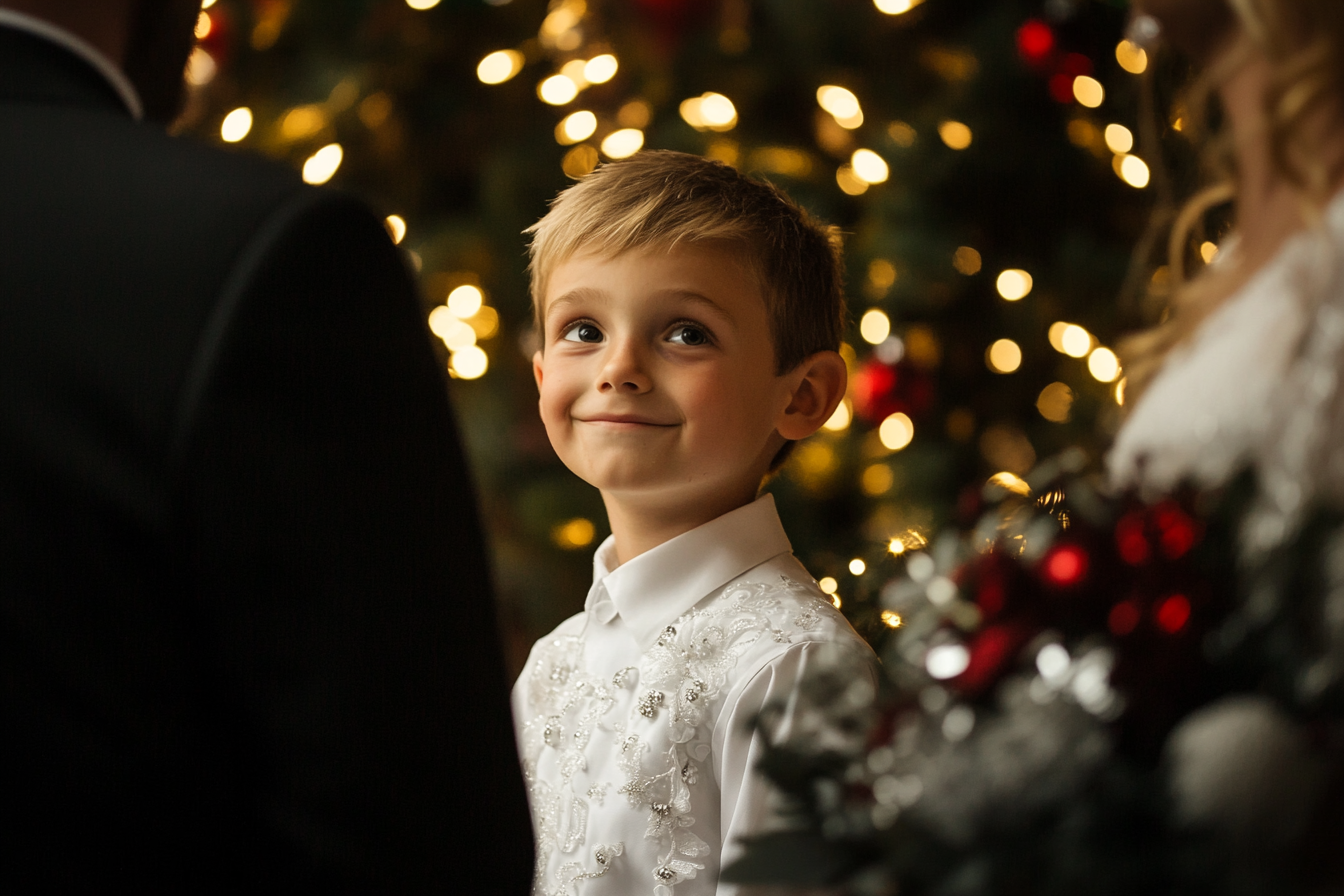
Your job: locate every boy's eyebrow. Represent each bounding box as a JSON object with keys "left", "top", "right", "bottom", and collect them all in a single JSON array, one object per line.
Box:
[{"left": 544, "top": 287, "right": 737, "bottom": 324}]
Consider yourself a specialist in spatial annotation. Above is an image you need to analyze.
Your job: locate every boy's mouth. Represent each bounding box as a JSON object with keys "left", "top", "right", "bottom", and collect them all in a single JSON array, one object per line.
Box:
[{"left": 576, "top": 414, "right": 677, "bottom": 427}]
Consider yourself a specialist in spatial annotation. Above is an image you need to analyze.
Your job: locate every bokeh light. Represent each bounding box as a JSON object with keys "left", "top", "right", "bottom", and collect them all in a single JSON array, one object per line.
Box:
[
  {"left": 538, "top": 74, "right": 579, "bottom": 105},
  {"left": 600, "top": 128, "right": 644, "bottom": 158},
  {"left": 879, "top": 412, "right": 915, "bottom": 451},
  {"left": 478, "top": 50, "right": 523, "bottom": 84},
  {"left": 1088, "top": 347, "right": 1121, "bottom": 382},
  {"left": 302, "top": 143, "right": 343, "bottom": 185},
  {"left": 996, "top": 269, "right": 1032, "bottom": 301},
  {"left": 584, "top": 54, "right": 618, "bottom": 84},
  {"left": 938, "top": 120, "right": 972, "bottom": 149},
  {"left": 1073, "top": 75, "right": 1104, "bottom": 108},
  {"left": 448, "top": 284, "right": 484, "bottom": 318},
  {"left": 986, "top": 338, "right": 1022, "bottom": 374},
  {"left": 860, "top": 309, "right": 892, "bottom": 345},
  {"left": 1104, "top": 123, "right": 1133, "bottom": 154},
  {"left": 1116, "top": 39, "right": 1148, "bottom": 74},
  {"left": 450, "top": 345, "right": 489, "bottom": 379},
  {"left": 384, "top": 214, "right": 407, "bottom": 245},
  {"left": 851, "top": 149, "right": 889, "bottom": 184},
  {"left": 220, "top": 107, "right": 253, "bottom": 143}
]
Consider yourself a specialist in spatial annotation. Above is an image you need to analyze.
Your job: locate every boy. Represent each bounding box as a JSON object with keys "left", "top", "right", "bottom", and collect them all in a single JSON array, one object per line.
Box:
[{"left": 514, "top": 151, "right": 875, "bottom": 895}]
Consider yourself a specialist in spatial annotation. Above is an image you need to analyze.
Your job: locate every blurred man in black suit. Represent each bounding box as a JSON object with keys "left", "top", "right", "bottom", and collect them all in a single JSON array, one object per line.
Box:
[{"left": 0, "top": 1, "right": 533, "bottom": 890}]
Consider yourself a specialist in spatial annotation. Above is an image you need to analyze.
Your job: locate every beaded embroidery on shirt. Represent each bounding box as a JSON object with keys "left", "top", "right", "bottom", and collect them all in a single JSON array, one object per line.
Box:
[{"left": 520, "top": 576, "right": 829, "bottom": 895}]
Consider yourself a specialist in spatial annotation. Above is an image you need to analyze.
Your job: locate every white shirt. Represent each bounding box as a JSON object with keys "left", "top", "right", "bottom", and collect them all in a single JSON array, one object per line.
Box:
[
  {"left": 0, "top": 7, "right": 144, "bottom": 120},
  {"left": 512, "top": 494, "right": 875, "bottom": 896}
]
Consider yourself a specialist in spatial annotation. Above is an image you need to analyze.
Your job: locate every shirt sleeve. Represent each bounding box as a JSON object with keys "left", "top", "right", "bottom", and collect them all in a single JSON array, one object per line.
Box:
[{"left": 712, "top": 639, "right": 877, "bottom": 896}]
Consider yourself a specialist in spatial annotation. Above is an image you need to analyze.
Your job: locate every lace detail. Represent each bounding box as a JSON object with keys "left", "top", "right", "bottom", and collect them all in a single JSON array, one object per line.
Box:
[{"left": 519, "top": 576, "right": 830, "bottom": 894}]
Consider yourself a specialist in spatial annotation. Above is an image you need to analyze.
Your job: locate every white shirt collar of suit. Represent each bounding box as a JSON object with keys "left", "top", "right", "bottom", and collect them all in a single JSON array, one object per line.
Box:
[
  {"left": 0, "top": 8, "right": 144, "bottom": 120},
  {"left": 584, "top": 492, "right": 793, "bottom": 652}
]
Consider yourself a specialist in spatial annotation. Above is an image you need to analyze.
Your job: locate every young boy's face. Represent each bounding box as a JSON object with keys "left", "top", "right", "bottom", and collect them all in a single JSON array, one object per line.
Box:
[{"left": 533, "top": 243, "right": 795, "bottom": 516}]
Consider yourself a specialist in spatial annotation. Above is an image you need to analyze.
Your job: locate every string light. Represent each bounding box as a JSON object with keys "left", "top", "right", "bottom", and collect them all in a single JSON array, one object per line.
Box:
[
  {"left": 816, "top": 85, "right": 862, "bottom": 129},
  {"left": 988, "top": 471, "right": 1031, "bottom": 496},
  {"left": 584, "top": 54, "right": 618, "bottom": 83},
  {"left": 851, "top": 149, "right": 889, "bottom": 184},
  {"left": 879, "top": 412, "right": 914, "bottom": 451},
  {"left": 201, "top": 0, "right": 217, "bottom": 8},
  {"left": 538, "top": 74, "right": 579, "bottom": 105},
  {"left": 1072, "top": 76, "right": 1104, "bottom": 108},
  {"left": 185, "top": 48, "right": 216, "bottom": 86},
  {"left": 600, "top": 128, "right": 644, "bottom": 158},
  {"left": 562, "top": 145, "right": 599, "bottom": 178},
  {"left": 477, "top": 50, "right": 524, "bottom": 84},
  {"left": 302, "top": 143, "right": 343, "bottom": 185},
  {"left": 986, "top": 338, "right": 1022, "bottom": 374},
  {"left": 556, "top": 110, "right": 597, "bottom": 145},
  {"left": 938, "top": 120, "right": 972, "bottom": 150},
  {"left": 836, "top": 165, "right": 868, "bottom": 195},
  {"left": 1115, "top": 154, "right": 1150, "bottom": 188},
  {"left": 1115, "top": 39, "right": 1148, "bottom": 74},
  {"left": 281, "top": 105, "right": 326, "bottom": 140},
  {"left": 953, "top": 246, "right": 982, "bottom": 275},
  {"left": 1104, "top": 124, "right": 1133, "bottom": 154},
  {"left": 849, "top": 558, "right": 867, "bottom": 575},
  {"left": 406, "top": 0, "right": 442, "bottom": 8},
  {"left": 996, "top": 269, "right": 1033, "bottom": 301},
  {"left": 384, "top": 214, "right": 407, "bottom": 245},
  {"left": 874, "top": 0, "right": 924, "bottom": 14},
  {"left": 823, "top": 400, "right": 852, "bottom": 432},
  {"left": 195, "top": 12, "right": 212, "bottom": 39},
  {"left": 1054, "top": 323, "right": 1092, "bottom": 358},
  {"left": 220, "top": 107, "right": 253, "bottom": 143},
  {"left": 862, "top": 463, "right": 894, "bottom": 495},
  {"left": 450, "top": 345, "right": 489, "bottom": 379},
  {"left": 552, "top": 517, "right": 596, "bottom": 548},
  {"left": 859, "top": 309, "right": 892, "bottom": 344},
  {"left": 880, "top": 610, "right": 903, "bottom": 628},
  {"left": 818, "top": 576, "right": 839, "bottom": 594},
  {"left": 1115, "top": 377, "right": 1127, "bottom": 406},
  {"left": 926, "top": 643, "right": 970, "bottom": 679},
  {"left": 1088, "top": 347, "right": 1121, "bottom": 382},
  {"left": 447, "top": 284, "right": 484, "bottom": 318},
  {"left": 1037, "top": 382, "right": 1074, "bottom": 423}
]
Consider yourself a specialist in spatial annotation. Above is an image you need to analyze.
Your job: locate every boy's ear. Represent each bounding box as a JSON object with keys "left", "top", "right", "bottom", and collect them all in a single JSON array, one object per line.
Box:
[
  {"left": 532, "top": 350, "right": 545, "bottom": 393},
  {"left": 776, "top": 350, "right": 847, "bottom": 441}
]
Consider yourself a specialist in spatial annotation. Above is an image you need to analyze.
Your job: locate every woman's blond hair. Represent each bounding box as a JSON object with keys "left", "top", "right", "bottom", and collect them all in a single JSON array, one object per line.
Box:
[{"left": 1121, "top": 0, "right": 1344, "bottom": 398}]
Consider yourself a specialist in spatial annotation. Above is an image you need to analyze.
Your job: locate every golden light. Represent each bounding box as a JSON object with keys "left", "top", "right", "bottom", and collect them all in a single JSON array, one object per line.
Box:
[
  {"left": 562, "top": 145, "right": 600, "bottom": 178},
  {"left": 447, "top": 284, "right": 484, "bottom": 318},
  {"left": 185, "top": 47, "right": 216, "bottom": 86},
  {"left": 540, "top": 2, "right": 584, "bottom": 40},
  {"left": 1060, "top": 324, "right": 1092, "bottom": 358},
  {"left": 986, "top": 338, "right": 1022, "bottom": 374},
  {"left": 1116, "top": 154, "right": 1151, "bottom": 188},
  {"left": 1047, "top": 321, "right": 1070, "bottom": 353},
  {"left": 427, "top": 306, "right": 456, "bottom": 338},
  {"left": 301, "top": 143, "right": 343, "bottom": 185},
  {"left": 889, "top": 120, "right": 917, "bottom": 146},
  {"left": 699, "top": 92, "right": 738, "bottom": 130},
  {"left": 1037, "top": 382, "right": 1075, "bottom": 423},
  {"left": 281, "top": 105, "right": 326, "bottom": 140},
  {"left": 406, "top": 0, "right": 442, "bottom": 8},
  {"left": 553, "top": 517, "right": 596, "bottom": 549},
  {"left": 954, "top": 246, "right": 982, "bottom": 275},
  {"left": 816, "top": 85, "right": 861, "bottom": 120},
  {"left": 1115, "top": 377, "right": 1127, "bottom": 406},
  {"left": 1073, "top": 75, "right": 1105, "bottom": 108},
  {"left": 938, "top": 120, "right": 973, "bottom": 150},
  {"left": 220, "top": 107, "right": 253, "bottom": 143},
  {"left": 442, "top": 317, "right": 478, "bottom": 351},
  {"left": 860, "top": 308, "right": 892, "bottom": 345},
  {"left": 880, "top": 610, "right": 904, "bottom": 629},
  {"left": 384, "top": 214, "right": 407, "bottom": 245},
  {"left": 874, "top": 0, "right": 924, "bottom": 13},
  {"left": 477, "top": 50, "right": 524, "bottom": 85},
  {"left": 849, "top": 558, "right": 867, "bottom": 576},
  {"left": 879, "top": 412, "right": 915, "bottom": 451},
  {"left": 819, "top": 576, "right": 839, "bottom": 594},
  {"left": 556, "top": 110, "right": 598, "bottom": 145},
  {"left": 988, "top": 471, "right": 1032, "bottom": 496},
  {"left": 450, "top": 345, "right": 489, "bottom": 379},
  {"left": 888, "top": 537, "right": 906, "bottom": 555},
  {"left": 823, "top": 400, "right": 852, "bottom": 432},
  {"left": 862, "top": 463, "right": 894, "bottom": 496},
  {"left": 467, "top": 306, "right": 501, "bottom": 340},
  {"left": 1104, "top": 123, "right": 1134, "bottom": 154},
  {"left": 869, "top": 259, "right": 898, "bottom": 289},
  {"left": 558, "top": 59, "right": 589, "bottom": 90},
  {"left": 1116, "top": 39, "right": 1148, "bottom": 74},
  {"left": 1088, "top": 346, "right": 1121, "bottom": 382},
  {"left": 996, "top": 269, "right": 1033, "bottom": 301},
  {"left": 851, "top": 149, "right": 889, "bottom": 184},
  {"left": 678, "top": 97, "right": 705, "bottom": 129},
  {"left": 195, "top": 11, "right": 212, "bottom": 39},
  {"left": 1200, "top": 241, "right": 1219, "bottom": 264},
  {"left": 600, "top": 128, "right": 644, "bottom": 159},
  {"left": 201, "top": 0, "right": 217, "bottom": 8},
  {"left": 538, "top": 75, "right": 579, "bottom": 105},
  {"left": 836, "top": 165, "right": 869, "bottom": 196},
  {"left": 584, "top": 54, "right": 618, "bottom": 84},
  {"left": 830, "top": 594, "right": 842, "bottom": 609}
]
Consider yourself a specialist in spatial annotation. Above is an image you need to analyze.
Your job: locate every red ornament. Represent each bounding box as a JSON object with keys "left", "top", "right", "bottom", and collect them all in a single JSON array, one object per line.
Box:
[
  {"left": 953, "top": 623, "right": 1034, "bottom": 696},
  {"left": 1154, "top": 501, "right": 1200, "bottom": 560},
  {"left": 1155, "top": 594, "right": 1192, "bottom": 634},
  {"left": 1015, "top": 20, "right": 1055, "bottom": 66},
  {"left": 1107, "top": 600, "right": 1142, "bottom": 636},
  {"left": 1114, "top": 512, "right": 1151, "bottom": 565},
  {"left": 1041, "top": 543, "right": 1089, "bottom": 587},
  {"left": 850, "top": 359, "right": 935, "bottom": 424}
]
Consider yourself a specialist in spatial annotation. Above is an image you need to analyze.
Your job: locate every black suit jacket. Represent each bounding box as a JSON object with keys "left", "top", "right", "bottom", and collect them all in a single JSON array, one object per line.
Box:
[{"left": 0, "top": 25, "right": 532, "bottom": 892}]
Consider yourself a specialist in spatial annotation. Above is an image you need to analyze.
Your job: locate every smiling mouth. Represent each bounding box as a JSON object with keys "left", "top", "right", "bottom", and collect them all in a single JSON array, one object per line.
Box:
[{"left": 576, "top": 415, "right": 678, "bottom": 427}]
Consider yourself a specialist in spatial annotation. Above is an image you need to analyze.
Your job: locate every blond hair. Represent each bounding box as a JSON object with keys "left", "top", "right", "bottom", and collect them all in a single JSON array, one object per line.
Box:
[
  {"left": 525, "top": 150, "right": 846, "bottom": 374},
  {"left": 1122, "top": 0, "right": 1344, "bottom": 398}
]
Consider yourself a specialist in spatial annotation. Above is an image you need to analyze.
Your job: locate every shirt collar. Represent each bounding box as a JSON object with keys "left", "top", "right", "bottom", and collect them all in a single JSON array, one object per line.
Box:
[
  {"left": 0, "top": 9, "right": 144, "bottom": 120},
  {"left": 586, "top": 493, "right": 793, "bottom": 651}
]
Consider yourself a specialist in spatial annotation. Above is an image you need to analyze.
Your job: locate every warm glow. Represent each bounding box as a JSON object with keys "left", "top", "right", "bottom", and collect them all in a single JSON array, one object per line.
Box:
[
  {"left": 406, "top": 0, "right": 442, "bottom": 8},
  {"left": 201, "top": 0, "right": 217, "bottom": 8},
  {"left": 384, "top": 215, "right": 407, "bottom": 245},
  {"left": 986, "top": 338, "right": 1022, "bottom": 374},
  {"left": 1073, "top": 75, "right": 1104, "bottom": 108},
  {"left": 874, "top": 0, "right": 924, "bottom": 14},
  {"left": 953, "top": 246, "right": 982, "bottom": 275},
  {"left": 447, "top": 284, "right": 484, "bottom": 318},
  {"left": 557, "top": 110, "right": 598, "bottom": 144},
  {"left": 439, "top": 316, "right": 477, "bottom": 351},
  {"left": 1037, "top": 382, "right": 1075, "bottom": 423},
  {"left": 881, "top": 610, "right": 904, "bottom": 628},
  {"left": 888, "top": 537, "right": 906, "bottom": 555},
  {"left": 860, "top": 309, "right": 892, "bottom": 345},
  {"left": 185, "top": 48, "right": 216, "bottom": 86},
  {"left": 1200, "top": 241, "right": 1219, "bottom": 264},
  {"left": 562, "top": 145, "right": 600, "bottom": 178},
  {"left": 1104, "top": 123, "right": 1133, "bottom": 154},
  {"left": 1115, "top": 377, "right": 1127, "bottom": 406},
  {"left": 1116, "top": 39, "right": 1148, "bottom": 74},
  {"left": 450, "top": 345, "right": 489, "bottom": 379},
  {"left": 538, "top": 75, "right": 579, "bottom": 105},
  {"left": 862, "top": 463, "right": 894, "bottom": 495},
  {"left": 600, "top": 128, "right": 644, "bottom": 159},
  {"left": 817, "top": 86, "right": 861, "bottom": 120},
  {"left": 220, "top": 107, "right": 253, "bottom": 143},
  {"left": 988, "top": 471, "right": 1031, "bottom": 496},
  {"left": 823, "top": 401, "right": 852, "bottom": 432},
  {"left": 700, "top": 93, "right": 738, "bottom": 130},
  {"left": 281, "top": 105, "right": 326, "bottom": 140},
  {"left": 195, "top": 11, "right": 212, "bottom": 39},
  {"left": 477, "top": 50, "right": 524, "bottom": 85},
  {"left": 996, "top": 269, "right": 1033, "bottom": 301},
  {"left": 1088, "top": 347, "right": 1121, "bottom": 382},
  {"left": 849, "top": 558, "right": 867, "bottom": 576},
  {"left": 819, "top": 576, "right": 839, "bottom": 594},
  {"left": 938, "top": 120, "right": 973, "bottom": 150},
  {"left": 1117, "top": 154, "right": 1150, "bottom": 188},
  {"left": 584, "top": 54, "right": 618, "bottom": 84},
  {"left": 302, "top": 143, "right": 343, "bottom": 185},
  {"left": 553, "top": 517, "right": 596, "bottom": 548},
  {"left": 836, "top": 166, "right": 868, "bottom": 196},
  {"left": 851, "top": 149, "right": 889, "bottom": 184},
  {"left": 1060, "top": 324, "right": 1092, "bottom": 358},
  {"left": 467, "top": 306, "right": 501, "bottom": 340},
  {"left": 879, "top": 412, "right": 914, "bottom": 451},
  {"left": 559, "top": 59, "right": 589, "bottom": 89}
]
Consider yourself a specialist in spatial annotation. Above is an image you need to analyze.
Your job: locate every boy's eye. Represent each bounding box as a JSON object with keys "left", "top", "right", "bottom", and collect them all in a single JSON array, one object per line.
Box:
[
  {"left": 562, "top": 322, "right": 604, "bottom": 343},
  {"left": 668, "top": 325, "right": 709, "bottom": 346}
]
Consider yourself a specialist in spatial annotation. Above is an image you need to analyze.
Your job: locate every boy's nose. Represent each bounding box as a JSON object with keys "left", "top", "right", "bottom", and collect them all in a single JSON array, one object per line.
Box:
[{"left": 597, "top": 341, "right": 652, "bottom": 394}]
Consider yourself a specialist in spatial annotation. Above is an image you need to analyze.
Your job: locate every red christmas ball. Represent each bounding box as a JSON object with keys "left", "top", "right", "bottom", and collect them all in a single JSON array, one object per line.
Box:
[
  {"left": 1015, "top": 19, "right": 1055, "bottom": 66},
  {"left": 1041, "top": 543, "right": 1089, "bottom": 588}
]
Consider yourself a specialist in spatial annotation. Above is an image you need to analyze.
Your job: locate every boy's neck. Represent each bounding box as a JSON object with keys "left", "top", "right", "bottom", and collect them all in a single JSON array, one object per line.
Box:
[{"left": 601, "top": 483, "right": 761, "bottom": 568}]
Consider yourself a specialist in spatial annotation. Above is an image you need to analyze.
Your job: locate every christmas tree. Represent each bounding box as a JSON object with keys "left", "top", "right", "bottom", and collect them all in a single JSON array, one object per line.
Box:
[{"left": 184, "top": 0, "right": 1163, "bottom": 672}]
